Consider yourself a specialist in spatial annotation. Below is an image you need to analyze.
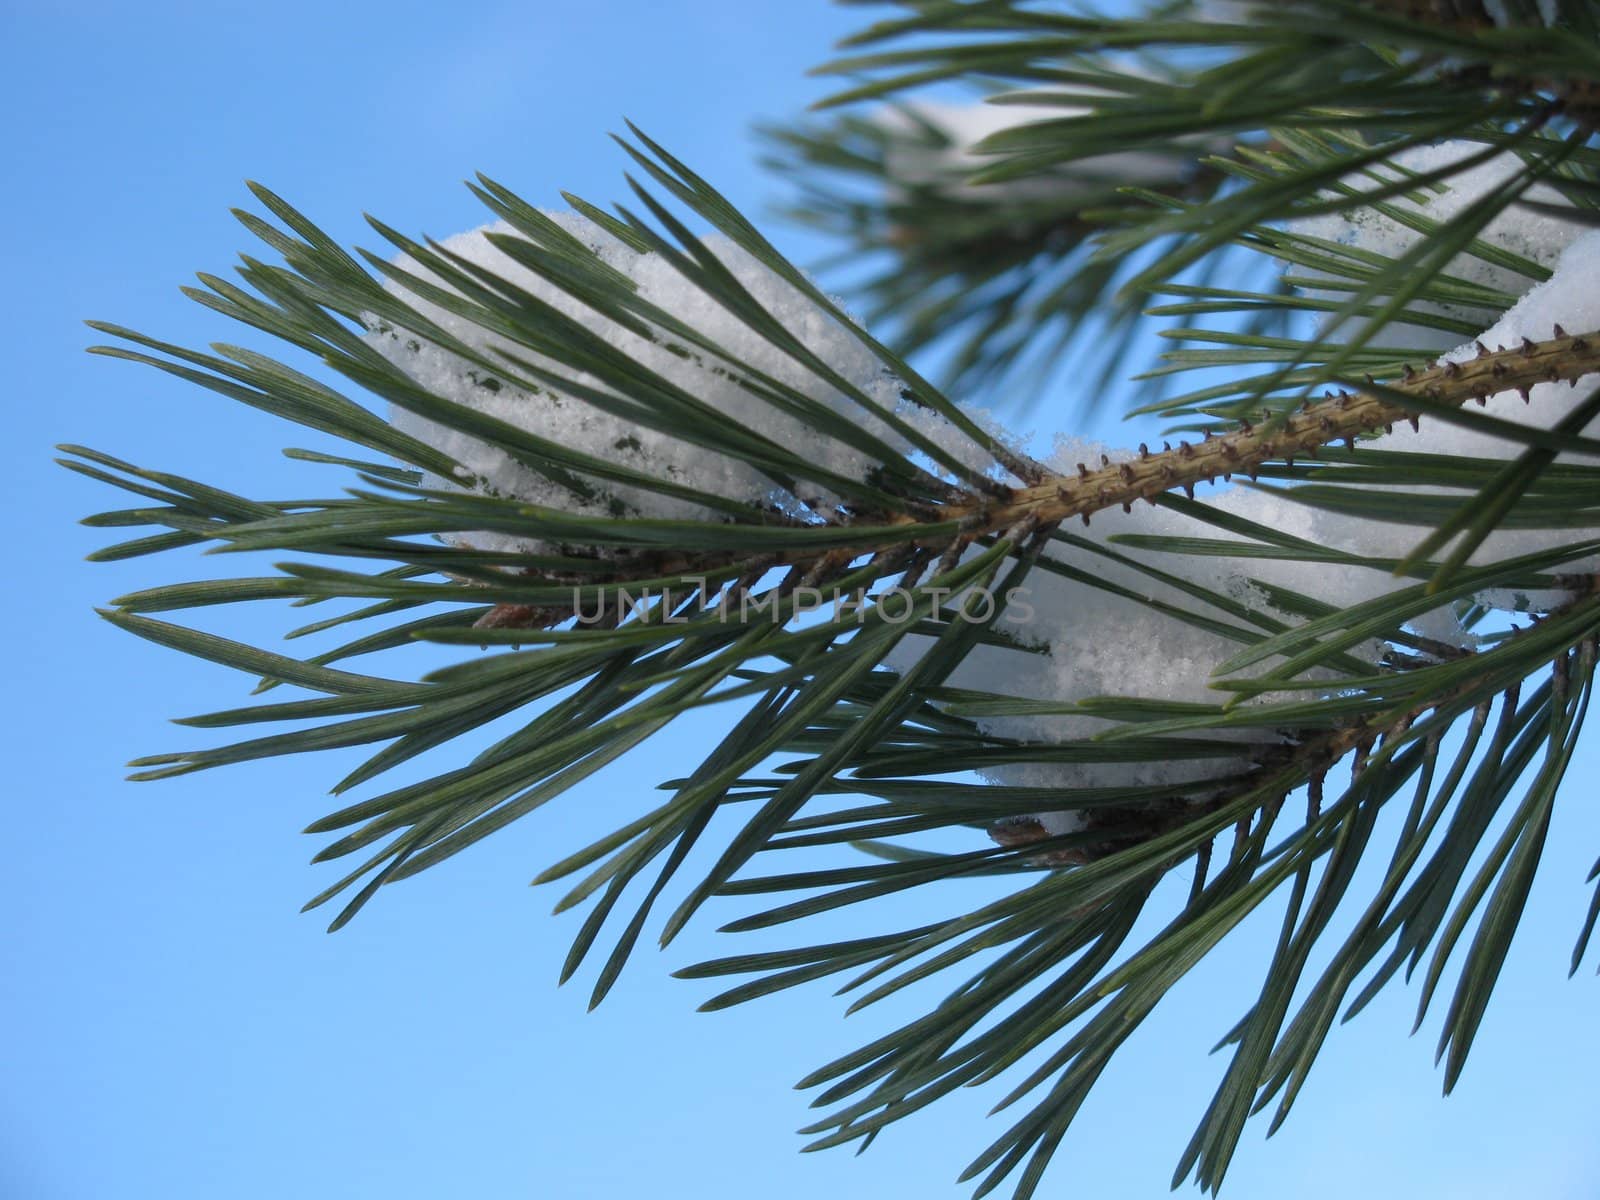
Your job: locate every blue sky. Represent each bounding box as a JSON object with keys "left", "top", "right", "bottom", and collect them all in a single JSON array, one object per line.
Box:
[{"left": 5, "top": 2, "right": 1598, "bottom": 1197}]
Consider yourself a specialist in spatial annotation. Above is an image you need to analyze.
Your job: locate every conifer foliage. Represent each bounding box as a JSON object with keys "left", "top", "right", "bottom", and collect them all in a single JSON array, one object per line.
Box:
[{"left": 67, "top": 2, "right": 1600, "bottom": 1194}]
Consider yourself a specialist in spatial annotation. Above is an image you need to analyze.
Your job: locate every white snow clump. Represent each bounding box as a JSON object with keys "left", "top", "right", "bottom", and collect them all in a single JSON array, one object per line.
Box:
[
  {"left": 874, "top": 97, "right": 1195, "bottom": 204},
  {"left": 894, "top": 152, "right": 1600, "bottom": 813},
  {"left": 1289, "top": 141, "right": 1588, "bottom": 351},
  {"left": 365, "top": 211, "right": 917, "bottom": 555}
]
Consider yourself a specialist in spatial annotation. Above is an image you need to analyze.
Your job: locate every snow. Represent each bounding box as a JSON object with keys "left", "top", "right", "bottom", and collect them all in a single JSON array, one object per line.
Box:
[
  {"left": 1288, "top": 140, "right": 1587, "bottom": 351},
  {"left": 874, "top": 97, "right": 1192, "bottom": 203},
  {"left": 894, "top": 397, "right": 1029, "bottom": 481},
  {"left": 887, "top": 458, "right": 1382, "bottom": 806},
  {"left": 364, "top": 210, "right": 919, "bottom": 555},
  {"left": 888, "top": 149, "right": 1600, "bottom": 811}
]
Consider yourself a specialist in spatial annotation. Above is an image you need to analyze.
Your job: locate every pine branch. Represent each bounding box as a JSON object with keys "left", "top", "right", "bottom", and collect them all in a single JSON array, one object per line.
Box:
[
  {"left": 959, "top": 329, "right": 1600, "bottom": 528},
  {"left": 62, "top": 14, "right": 1600, "bottom": 1193},
  {"left": 455, "top": 329, "right": 1600, "bottom": 608}
]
